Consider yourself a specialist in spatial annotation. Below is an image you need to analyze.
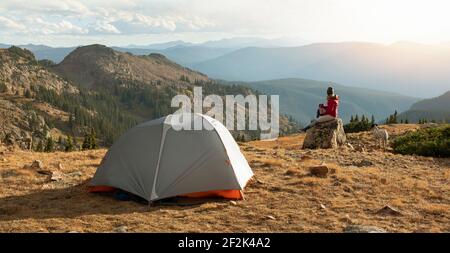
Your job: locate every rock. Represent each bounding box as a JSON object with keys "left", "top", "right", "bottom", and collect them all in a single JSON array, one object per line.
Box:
[
  {"left": 266, "top": 215, "right": 276, "bottom": 220},
  {"left": 50, "top": 171, "right": 64, "bottom": 182},
  {"left": 320, "top": 204, "right": 326, "bottom": 209},
  {"left": 115, "top": 226, "right": 128, "bottom": 233},
  {"left": 302, "top": 118, "right": 346, "bottom": 149},
  {"left": 57, "top": 163, "right": 64, "bottom": 170},
  {"left": 284, "top": 169, "right": 298, "bottom": 176},
  {"left": 37, "top": 170, "right": 52, "bottom": 175},
  {"left": 376, "top": 205, "right": 402, "bottom": 216},
  {"left": 68, "top": 171, "right": 83, "bottom": 177},
  {"left": 230, "top": 201, "right": 237, "bottom": 206},
  {"left": 29, "top": 160, "right": 44, "bottom": 170},
  {"left": 346, "top": 143, "right": 354, "bottom": 150},
  {"left": 353, "top": 159, "right": 374, "bottom": 167},
  {"left": 309, "top": 165, "right": 329, "bottom": 177},
  {"left": 343, "top": 225, "right": 387, "bottom": 233},
  {"left": 380, "top": 178, "right": 387, "bottom": 184},
  {"left": 41, "top": 183, "right": 55, "bottom": 190}
]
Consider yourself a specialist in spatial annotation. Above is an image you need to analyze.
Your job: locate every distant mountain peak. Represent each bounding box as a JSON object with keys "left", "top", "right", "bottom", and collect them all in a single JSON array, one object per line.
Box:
[
  {"left": 54, "top": 44, "right": 208, "bottom": 89},
  {"left": 147, "top": 52, "right": 167, "bottom": 59},
  {"left": 4, "top": 46, "right": 36, "bottom": 62},
  {"left": 71, "top": 44, "right": 116, "bottom": 55}
]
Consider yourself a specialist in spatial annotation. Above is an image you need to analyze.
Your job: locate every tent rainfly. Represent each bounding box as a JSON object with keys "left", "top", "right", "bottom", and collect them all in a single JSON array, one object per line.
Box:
[{"left": 89, "top": 113, "right": 254, "bottom": 201}]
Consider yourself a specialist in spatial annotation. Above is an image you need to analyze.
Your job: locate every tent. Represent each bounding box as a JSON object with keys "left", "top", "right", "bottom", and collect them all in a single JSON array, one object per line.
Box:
[{"left": 89, "top": 113, "right": 254, "bottom": 202}]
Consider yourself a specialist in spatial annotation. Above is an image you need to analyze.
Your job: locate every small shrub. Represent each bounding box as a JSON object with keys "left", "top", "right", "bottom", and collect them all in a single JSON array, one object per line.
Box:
[{"left": 391, "top": 125, "right": 450, "bottom": 157}]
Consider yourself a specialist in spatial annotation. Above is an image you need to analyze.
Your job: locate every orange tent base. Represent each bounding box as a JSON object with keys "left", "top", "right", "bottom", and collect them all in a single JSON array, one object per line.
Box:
[
  {"left": 88, "top": 186, "right": 116, "bottom": 193},
  {"left": 179, "top": 190, "right": 243, "bottom": 200},
  {"left": 88, "top": 186, "right": 243, "bottom": 200}
]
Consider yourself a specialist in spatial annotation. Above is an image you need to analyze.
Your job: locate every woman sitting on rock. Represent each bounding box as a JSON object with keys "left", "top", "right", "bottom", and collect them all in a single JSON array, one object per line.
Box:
[{"left": 301, "top": 86, "right": 339, "bottom": 132}]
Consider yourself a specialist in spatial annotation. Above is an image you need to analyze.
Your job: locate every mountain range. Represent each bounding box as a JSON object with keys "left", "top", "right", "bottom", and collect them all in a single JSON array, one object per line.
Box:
[
  {"left": 3, "top": 40, "right": 448, "bottom": 98},
  {"left": 127, "top": 37, "right": 305, "bottom": 49},
  {"left": 0, "top": 37, "right": 305, "bottom": 65},
  {"left": 192, "top": 42, "right": 450, "bottom": 98}
]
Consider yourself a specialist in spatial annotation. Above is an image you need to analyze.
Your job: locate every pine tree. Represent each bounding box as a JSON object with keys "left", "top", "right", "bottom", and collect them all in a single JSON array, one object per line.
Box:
[
  {"left": 350, "top": 115, "right": 354, "bottom": 123},
  {"left": 69, "top": 113, "right": 74, "bottom": 128},
  {"left": 65, "top": 136, "right": 74, "bottom": 152},
  {"left": 24, "top": 89, "right": 32, "bottom": 98},
  {"left": 354, "top": 114, "right": 359, "bottom": 122},
  {"left": 44, "top": 137, "right": 54, "bottom": 152},
  {"left": 405, "top": 119, "right": 409, "bottom": 124},
  {"left": 90, "top": 128, "right": 98, "bottom": 149},
  {"left": 73, "top": 136, "right": 79, "bottom": 151},
  {"left": 82, "top": 128, "right": 98, "bottom": 150},
  {"left": 82, "top": 132, "right": 91, "bottom": 150},
  {"left": 36, "top": 139, "right": 44, "bottom": 152},
  {"left": 371, "top": 115, "right": 375, "bottom": 125}
]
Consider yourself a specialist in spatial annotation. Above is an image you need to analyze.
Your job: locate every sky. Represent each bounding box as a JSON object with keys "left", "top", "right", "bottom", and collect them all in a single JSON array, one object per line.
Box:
[{"left": 1, "top": 0, "right": 450, "bottom": 47}]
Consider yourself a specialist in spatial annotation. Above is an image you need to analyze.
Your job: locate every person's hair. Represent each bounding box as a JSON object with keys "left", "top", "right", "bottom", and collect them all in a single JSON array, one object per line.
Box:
[{"left": 327, "top": 86, "right": 334, "bottom": 96}]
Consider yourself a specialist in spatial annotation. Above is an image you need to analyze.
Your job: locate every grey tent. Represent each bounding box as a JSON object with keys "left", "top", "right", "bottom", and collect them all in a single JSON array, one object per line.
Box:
[{"left": 89, "top": 113, "right": 254, "bottom": 201}]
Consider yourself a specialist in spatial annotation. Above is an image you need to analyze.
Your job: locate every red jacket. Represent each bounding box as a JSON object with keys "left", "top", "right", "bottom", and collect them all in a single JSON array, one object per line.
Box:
[{"left": 321, "top": 95, "right": 339, "bottom": 117}]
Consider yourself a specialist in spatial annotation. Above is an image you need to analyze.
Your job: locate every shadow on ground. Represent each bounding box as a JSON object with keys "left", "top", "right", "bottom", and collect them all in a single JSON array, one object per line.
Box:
[{"left": 0, "top": 180, "right": 225, "bottom": 221}]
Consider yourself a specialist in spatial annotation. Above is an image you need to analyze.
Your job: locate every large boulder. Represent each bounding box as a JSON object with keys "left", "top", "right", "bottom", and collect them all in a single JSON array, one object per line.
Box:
[{"left": 302, "top": 118, "right": 346, "bottom": 149}]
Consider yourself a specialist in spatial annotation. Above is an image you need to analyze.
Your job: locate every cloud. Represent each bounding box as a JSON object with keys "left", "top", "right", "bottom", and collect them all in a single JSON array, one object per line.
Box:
[
  {"left": 108, "top": 13, "right": 215, "bottom": 34},
  {"left": 0, "top": 1, "right": 216, "bottom": 37},
  {"left": 86, "top": 7, "right": 215, "bottom": 35},
  {"left": 0, "top": 16, "right": 26, "bottom": 31},
  {"left": 0, "top": 0, "right": 90, "bottom": 16},
  {"left": 0, "top": 17, "right": 88, "bottom": 35},
  {"left": 90, "top": 21, "right": 121, "bottom": 34}
]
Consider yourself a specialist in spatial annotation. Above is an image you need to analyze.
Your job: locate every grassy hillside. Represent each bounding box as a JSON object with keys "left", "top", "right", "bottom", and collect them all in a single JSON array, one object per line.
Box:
[
  {"left": 1, "top": 124, "right": 448, "bottom": 232},
  {"left": 398, "top": 91, "right": 450, "bottom": 123}
]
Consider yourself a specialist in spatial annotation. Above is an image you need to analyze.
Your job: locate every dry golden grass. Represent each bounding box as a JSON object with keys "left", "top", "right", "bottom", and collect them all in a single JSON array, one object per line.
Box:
[{"left": 0, "top": 124, "right": 449, "bottom": 233}]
